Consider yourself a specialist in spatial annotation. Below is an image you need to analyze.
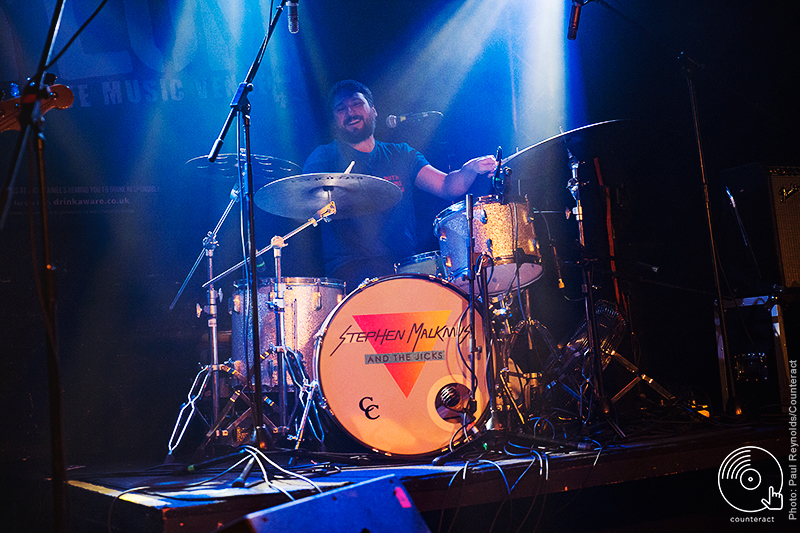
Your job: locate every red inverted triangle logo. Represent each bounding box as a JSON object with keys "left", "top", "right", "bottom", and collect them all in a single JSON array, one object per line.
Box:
[{"left": 353, "top": 311, "right": 451, "bottom": 397}]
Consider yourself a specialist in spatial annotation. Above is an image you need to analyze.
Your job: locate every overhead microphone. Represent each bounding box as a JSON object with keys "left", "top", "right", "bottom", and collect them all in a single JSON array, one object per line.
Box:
[
  {"left": 386, "top": 111, "right": 443, "bottom": 128},
  {"left": 287, "top": 1, "right": 299, "bottom": 34},
  {"left": 567, "top": 0, "right": 584, "bottom": 40}
]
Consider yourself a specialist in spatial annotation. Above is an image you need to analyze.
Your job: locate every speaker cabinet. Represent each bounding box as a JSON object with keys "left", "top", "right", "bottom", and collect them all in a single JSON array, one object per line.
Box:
[{"left": 216, "top": 475, "right": 431, "bottom": 533}]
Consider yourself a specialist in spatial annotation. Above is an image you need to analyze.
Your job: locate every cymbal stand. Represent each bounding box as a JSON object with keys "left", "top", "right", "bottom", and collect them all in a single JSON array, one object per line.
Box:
[
  {"left": 203, "top": 202, "right": 336, "bottom": 289},
  {"left": 682, "top": 56, "right": 738, "bottom": 414},
  {"left": 170, "top": 188, "right": 241, "bottom": 428},
  {"left": 566, "top": 149, "right": 618, "bottom": 435}
]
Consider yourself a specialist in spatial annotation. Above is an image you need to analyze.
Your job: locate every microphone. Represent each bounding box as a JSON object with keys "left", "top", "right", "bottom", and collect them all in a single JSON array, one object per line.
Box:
[
  {"left": 491, "top": 146, "right": 503, "bottom": 191},
  {"left": 287, "top": 1, "right": 299, "bottom": 34},
  {"left": 567, "top": 0, "right": 583, "bottom": 40},
  {"left": 386, "top": 111, "right": 443, "bottom": 128}
]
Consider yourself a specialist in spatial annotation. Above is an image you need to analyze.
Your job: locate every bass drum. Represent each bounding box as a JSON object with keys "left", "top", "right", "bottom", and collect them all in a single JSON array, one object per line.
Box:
[{"left": 314, "top": 275, "right": 488, "bottom": 457}]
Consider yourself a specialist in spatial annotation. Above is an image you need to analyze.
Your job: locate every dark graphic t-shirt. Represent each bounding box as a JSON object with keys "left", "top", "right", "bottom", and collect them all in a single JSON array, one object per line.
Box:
[{"left": 303, "top": 140, "right": 429, "bottom": 289}]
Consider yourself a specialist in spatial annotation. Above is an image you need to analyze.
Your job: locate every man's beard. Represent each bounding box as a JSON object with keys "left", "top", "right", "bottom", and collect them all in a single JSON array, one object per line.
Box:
[{"left": 336, "top": 113, "right": 376, "bottom": 145}]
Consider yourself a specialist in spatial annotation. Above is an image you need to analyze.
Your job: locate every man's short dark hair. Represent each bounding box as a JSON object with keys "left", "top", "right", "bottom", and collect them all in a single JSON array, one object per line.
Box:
[{"left": 329, "top": 80, "right": 374, "bottom": 111}]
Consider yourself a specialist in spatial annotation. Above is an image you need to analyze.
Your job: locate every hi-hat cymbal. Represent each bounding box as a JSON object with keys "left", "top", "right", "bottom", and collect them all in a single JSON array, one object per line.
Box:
[
  {"left": 254, "top": 173, "right": 402, "bottom": 220},
  {"left": 186, "top": 153, "right": 302, "bottom": 189}
]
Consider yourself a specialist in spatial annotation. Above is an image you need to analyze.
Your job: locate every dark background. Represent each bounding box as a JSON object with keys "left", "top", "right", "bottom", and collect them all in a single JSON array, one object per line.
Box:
[{"left": 1, "top": 1, "right": 797, "bottom": 521}]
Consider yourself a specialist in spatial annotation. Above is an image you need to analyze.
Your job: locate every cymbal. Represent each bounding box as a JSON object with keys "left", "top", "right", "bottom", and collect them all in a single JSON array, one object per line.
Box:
[
  {"left": 254, "top": 173, "right": 402, "bottom": 220},
  {"left": 186, "top": 153, "right": 302, "bottom": 189},
  {"left": 503, "top": 120, "right": 635, "bottom": 182},
  {"left": 502, "top": 120, "right": 642, "bottom": 210}
]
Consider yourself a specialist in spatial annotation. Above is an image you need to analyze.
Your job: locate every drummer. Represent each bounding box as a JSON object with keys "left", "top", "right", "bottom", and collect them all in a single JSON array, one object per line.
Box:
[{"left": 303, "top": 79, "right": 497, "bottom": 291}]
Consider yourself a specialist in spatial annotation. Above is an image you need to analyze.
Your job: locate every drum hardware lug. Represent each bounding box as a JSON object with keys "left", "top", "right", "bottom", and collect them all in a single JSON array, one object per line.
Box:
[
  {"left": 479, "top": 209, "right": 487, "bottom": 224},
  {"left": 313, "top": 291, "right": 322, "bottom": 311},
  {"left": 231, "top": 291, "right": 241, "bottom": 314},
  {"left": 356, "top": 277, "right": 377, "bottom": 290}
]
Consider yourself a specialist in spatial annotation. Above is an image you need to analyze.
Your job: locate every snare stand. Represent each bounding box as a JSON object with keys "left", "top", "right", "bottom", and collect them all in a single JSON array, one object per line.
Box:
[{"left": 269, "top": 234, "right": 290, "bottom": 433}]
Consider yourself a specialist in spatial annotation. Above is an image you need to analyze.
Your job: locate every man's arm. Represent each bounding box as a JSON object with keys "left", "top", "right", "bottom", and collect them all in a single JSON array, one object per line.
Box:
[{"left": 414, "top": 155, "right": 497, "bottom": 199}]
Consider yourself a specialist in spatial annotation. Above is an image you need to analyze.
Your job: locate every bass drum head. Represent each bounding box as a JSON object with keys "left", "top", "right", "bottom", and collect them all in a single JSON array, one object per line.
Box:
[{"left": 315, "top": 275, "right": 488, "bottom": 457}]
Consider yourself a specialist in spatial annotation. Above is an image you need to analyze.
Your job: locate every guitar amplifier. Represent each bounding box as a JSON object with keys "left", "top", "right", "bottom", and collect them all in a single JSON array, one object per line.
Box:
[
  {"left": 767, "top": 166, "right": 800, "bottom": 288},
  {"left": 721, "top": 164, "right": 800, "bottom": 291}
]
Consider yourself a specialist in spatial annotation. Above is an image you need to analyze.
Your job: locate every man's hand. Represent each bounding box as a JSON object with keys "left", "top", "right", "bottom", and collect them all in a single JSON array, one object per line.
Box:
[{"left": 461, "top": 155, "right": 498, "bottom": 176}]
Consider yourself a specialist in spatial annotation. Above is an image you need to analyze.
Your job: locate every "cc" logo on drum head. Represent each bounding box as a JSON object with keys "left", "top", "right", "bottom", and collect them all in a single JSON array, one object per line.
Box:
[{"left": 359, "top": 397, "right": 380, "bottom": 420}]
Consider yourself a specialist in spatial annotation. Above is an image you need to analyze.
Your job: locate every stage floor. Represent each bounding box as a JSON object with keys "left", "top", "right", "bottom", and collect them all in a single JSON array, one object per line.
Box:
[{"left": 65, "top": 420, "right": 790, "bottom": 532}]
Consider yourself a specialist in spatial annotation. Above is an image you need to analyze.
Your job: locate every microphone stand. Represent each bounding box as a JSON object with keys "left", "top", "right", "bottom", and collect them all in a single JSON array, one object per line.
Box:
[
  {"left": 466, "top": 194, "right": 480, "bottom": 418},
  {"left": 432, "top": 196, "right": 506, "bottom": 466},
  {"left": 586, "top": 0, "right": 740, "bottom": 415},
  {"left": 204, "top": 0, "right": 290, "bottom": 452},
  {"left": 1, "top": 2, "right": 69, "bottom": 530},
  {"left": 682, "top": 57, "right": 738, "bottom": 415}
]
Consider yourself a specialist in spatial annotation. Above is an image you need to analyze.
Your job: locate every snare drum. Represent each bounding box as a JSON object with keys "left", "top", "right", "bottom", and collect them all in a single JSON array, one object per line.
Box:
[
  {"left": 314, "top": 275, "right": 488, "bottom": 457},
  {"left": 394, "top": 251, "right": 447, "bottom": 278},
  {"left": 434, "top": 196, "right": 542, "bottom": 295},
  {"left": 231, "top": 277, "right": 344, "bottom": 386}
]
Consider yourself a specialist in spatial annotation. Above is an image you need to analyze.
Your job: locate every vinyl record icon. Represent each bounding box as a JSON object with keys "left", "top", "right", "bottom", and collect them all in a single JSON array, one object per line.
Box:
[{"left": 718, "top": 446, "right": 783, "bottom": 513}]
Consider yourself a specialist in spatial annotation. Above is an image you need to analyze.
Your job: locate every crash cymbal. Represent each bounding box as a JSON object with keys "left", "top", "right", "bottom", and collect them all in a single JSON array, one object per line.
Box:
[
  {"left": 186, "top": 153, "right": 302, "bottom": 189},
  {"left": 254, "top": 173, "right": 402, "bottom": 220}
]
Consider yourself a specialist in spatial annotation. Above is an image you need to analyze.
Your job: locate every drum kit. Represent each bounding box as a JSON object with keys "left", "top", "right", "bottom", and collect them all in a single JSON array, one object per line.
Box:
[{"left": 167, "top": 120, "right": 670, "bottom": 460}]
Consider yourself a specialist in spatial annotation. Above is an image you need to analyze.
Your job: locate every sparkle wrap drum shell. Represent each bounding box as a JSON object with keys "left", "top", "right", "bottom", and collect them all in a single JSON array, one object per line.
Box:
[
  {"left": 434, "top": 196, "right": 542, "bottom": 295},
  {"left": 231, "top": 277, "right": 344, "bottom": 385}
]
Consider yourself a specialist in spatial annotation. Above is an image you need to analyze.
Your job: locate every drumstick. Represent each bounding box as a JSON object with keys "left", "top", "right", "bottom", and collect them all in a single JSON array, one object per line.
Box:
[{"left": 344, "top": 161, "right": 355, "bottom": 174}]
